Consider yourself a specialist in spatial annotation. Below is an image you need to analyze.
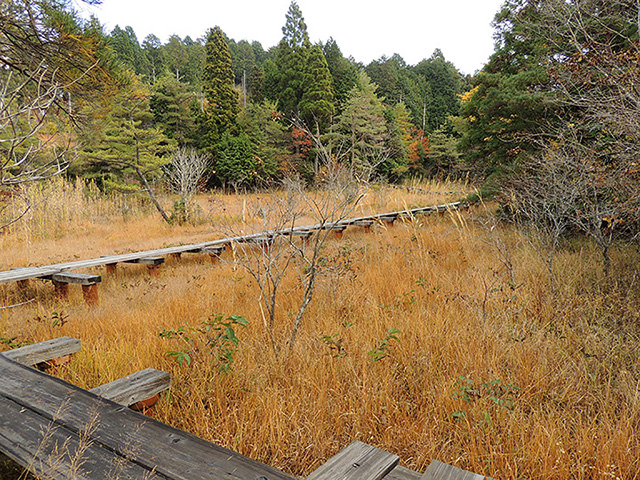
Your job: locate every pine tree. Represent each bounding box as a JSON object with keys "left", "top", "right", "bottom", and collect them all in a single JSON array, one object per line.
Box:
[
  {"left": 149, "top": 74, "right": 195, "bottom": 145},
  {"left": 77, "top": 73, "right": 175, "bottom": 222},
  {"left": 142, "top": 34, "right": 163, "bottom": 83},
  {"left": 337, "top": 72, "right": 388, "bottom": 179},
  {"left": 299, "top": 44, "right": 334, "bottom": 131}
]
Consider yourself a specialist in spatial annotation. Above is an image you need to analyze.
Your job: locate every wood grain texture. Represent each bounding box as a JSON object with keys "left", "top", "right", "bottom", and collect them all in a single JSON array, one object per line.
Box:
[
  {"left": 1, "top": 337, "right": 81, "bottom": 366},
  {"left": 420, "top": 460, "right": 486, "bottom": 480},
  {"left": 0, "top": 395, "right": 163, "bottom": 480},
  {"left": 50, "top": 273, "right": 101, "bottom": 285},
  {"left": 384, "top": 464, "right": 422, "bottom": 480},
  {"left": 89, "top": 368, "right": 171, "bottom": 407},
  {"left": 306, "top": 440, "right": 399, "bottom": 480},
  {"left": 0, "top": 355, "right": 295, "bottom": 480}
]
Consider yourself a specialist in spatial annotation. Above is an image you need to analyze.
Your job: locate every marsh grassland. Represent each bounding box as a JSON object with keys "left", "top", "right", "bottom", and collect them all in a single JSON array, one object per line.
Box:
[{"left": 1, "top": 179, "right": 638, "bottom": 479}]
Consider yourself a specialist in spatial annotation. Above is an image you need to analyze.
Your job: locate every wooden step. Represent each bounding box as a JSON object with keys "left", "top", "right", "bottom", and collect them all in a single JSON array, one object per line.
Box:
[
  {"left": 48, "top": 272, "right": 101, "bottom": 285},
  {"left": 420, "top": 460, "right": 491, "bottom": 480},
  {"left": 307, "top": 440, "right": 399, "bottom": 480},
  {"left": 124, "top": 256, "right": 165, "bottom": 266},
  {"left": 0, "top": 337, "right": 81, "bottom": 366},
  {"left": 89, "top": 368, "right": 171, "bottom": 408}
]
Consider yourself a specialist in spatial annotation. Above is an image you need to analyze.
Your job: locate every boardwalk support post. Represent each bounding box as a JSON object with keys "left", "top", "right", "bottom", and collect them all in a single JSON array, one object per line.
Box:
[{"left": 48, "top": 273, "right": 101, "bottom": 305}]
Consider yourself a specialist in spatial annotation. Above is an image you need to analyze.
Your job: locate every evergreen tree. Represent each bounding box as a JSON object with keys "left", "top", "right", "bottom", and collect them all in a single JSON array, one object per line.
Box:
[
  {"left": 77, "top": 73, "right": 175, "bottom": 198},
  {"left": 413, "top": 49, "right": 463, "bottom": 132},
  {"left": 265, "top": 1, "right": 310, "bottom": 117},
  {"left": 337, "top": 72, "right": 388, "bottom": 180},
  {"left": 458, "top": 2, "right": 552, "bottom": 177},
  {"left": 184, "top": 38, "right": 205, "bottom": 87},
  {"left": 162, "top": 35, "right": 189, "bottom": 81},
  {"left": 299, "top": 44, "right": 335, "bottom": 131},
  {"left": 199, "top": 26, "right": 239, "bottom": 153},
  {"left": 237, "top": 101, "right": 288, "bottom": 182},
  {"left": 323, "top": 38, "right": 358, "bottom": 113},
  {"left": 382, "top": 102, "right": 411, "bottom": 179},
  {"left": 149, "top": 74, "right": 195, "bottom": 145},
  {"left": 248, "top": 65, "right": 265, "bottom": 103},
  {"left": 214, "top": 132, "right": 255, "bottom": 189},
  {"left": 108, "top": 25, "right": 150, "bottom": 79},
  {"left": 142, "top": 34, "right": 163, "bottom": 83},
  {"left": 282, "top": 1, "right": 309, "bottom": 49},
  {"left": 365, "top": 54, "right": 424, "bottom": 126},
  {"left": 251, "top": 41, "right": 269, "bottom": 65},
  {"left": 229, "top": 39, "right": 256, "bottom": 83}
]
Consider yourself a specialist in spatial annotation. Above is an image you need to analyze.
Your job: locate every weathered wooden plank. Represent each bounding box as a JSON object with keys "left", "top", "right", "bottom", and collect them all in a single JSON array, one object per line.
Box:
[
  {"left": 320, "top": 224, "right": 346, "bottom": 231},
  {"left": 201, "top": 246, "right": 225, "bottom": 255},
  {"left": 89, "top": 368, "right": 171, "bottom": 407},
  {"left": 0, "top": 355, "right": 295, "bottom": 480},
  {"left": 385, "top": 464, "right": 422, "bottom": 480},
  {"left": 307, "top": 440, "right": 399, "bottom": 480},
  {"left": 290, "top": 230, "right": 313, "bottom": 237},
  {"left": 49, "top": 272, "right": 101, "bottom": 285},
  {"left": 124, "top": 256, "right": 165, "bottom": 266},
  {"left": 0, "top": 395, "right": 162, "bottom": 480},
  {"left": 420, "top": 460, "right": 486, "bottom": 480},
  {"left": 1, "top": 337, "right": 81, "bottom": 366}
]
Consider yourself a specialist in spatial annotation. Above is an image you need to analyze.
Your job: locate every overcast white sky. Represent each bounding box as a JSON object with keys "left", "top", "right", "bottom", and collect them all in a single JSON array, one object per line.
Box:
[{"left": 77, "top": 0, "right": 506, "bottom": 75}]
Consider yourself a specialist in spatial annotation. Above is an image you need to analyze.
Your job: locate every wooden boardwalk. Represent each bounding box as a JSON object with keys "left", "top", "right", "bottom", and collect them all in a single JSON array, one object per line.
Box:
[
  {"left": 0, "top": 335, "right": 496, "bottom": 480},
  {"left": 0, "top": 353, "right": 295, "bottom": 480},
  {"left": 0, "top": 202, "right": 461, "bottom": 286}
]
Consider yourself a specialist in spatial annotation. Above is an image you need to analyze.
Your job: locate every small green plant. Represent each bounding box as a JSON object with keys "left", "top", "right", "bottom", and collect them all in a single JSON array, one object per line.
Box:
[
  {"left": 51, "top": 311, "right": 69, "bottom": 328},
  {"left": 378, "top": 290, "right": 416, "bottom": 311},
  {"left": 34, "top": 311, "right": 69, "bottom": 328},
  {"left": 450, "top": 376, "right": 521, "bottom": 421},
  {"left": 368, "top": 328, "right": 402, "bottom": 362},
  {"left": 0, "top": 335, "right": 26, "bottom": 349},
  {"left": 159, "top": 314, "right": 249, "bottom": 373},
  {"left": 320, "top": 333, "right": 346, "bottom": 358}
]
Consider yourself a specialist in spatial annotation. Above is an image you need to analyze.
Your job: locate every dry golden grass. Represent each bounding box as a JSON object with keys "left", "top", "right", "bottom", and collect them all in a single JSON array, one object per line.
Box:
[{"left": 0, "top": 178, "right": 638, "bottom": 479}]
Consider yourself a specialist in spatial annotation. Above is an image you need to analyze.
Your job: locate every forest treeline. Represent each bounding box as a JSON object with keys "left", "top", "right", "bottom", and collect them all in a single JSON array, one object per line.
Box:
[
  {"left": 83, "top": 1, "right": 469, "bottom": 190},
  {"left": 2, "top": 0, "right": 640, "bottom": 257}
]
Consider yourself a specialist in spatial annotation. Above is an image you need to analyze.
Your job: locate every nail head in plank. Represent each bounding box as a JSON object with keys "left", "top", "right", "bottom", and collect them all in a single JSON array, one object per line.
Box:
[
  {"left": 420, "top": 460, "right": 487, "bottom": 480},
  {"left": 307, "top": 440, "right": 399, "bottom": 480},
  {"left": 89, "top": 368, "right": 171, "bottom": 407},
  {"left": 1, "top": 337, "right": 81, "bottom": 366}
]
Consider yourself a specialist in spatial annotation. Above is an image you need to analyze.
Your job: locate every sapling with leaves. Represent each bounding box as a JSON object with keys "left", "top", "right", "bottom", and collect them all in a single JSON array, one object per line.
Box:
[{"left": 158, "top": 313, "right": 248, "bottom": 373}]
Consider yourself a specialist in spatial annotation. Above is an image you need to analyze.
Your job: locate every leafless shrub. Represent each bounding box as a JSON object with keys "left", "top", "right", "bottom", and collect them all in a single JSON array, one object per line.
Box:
[{"left": 164, "top": 147, "right": 210, "bottom": 223}]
